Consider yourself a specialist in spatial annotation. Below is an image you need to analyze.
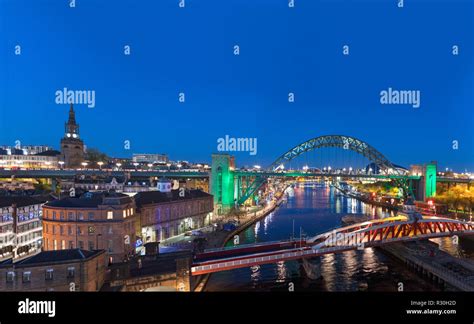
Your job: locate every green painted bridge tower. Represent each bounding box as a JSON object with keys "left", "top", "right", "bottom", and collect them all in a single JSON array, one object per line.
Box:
[
  {"left": 413, "top": 162, "right": 437, "bottom": 201},
  {"left": 424, "top": 163, "right": 437, "bottom": 199},
  {"left": 210, "top": 154, "right": 236, "bottom": 215}
]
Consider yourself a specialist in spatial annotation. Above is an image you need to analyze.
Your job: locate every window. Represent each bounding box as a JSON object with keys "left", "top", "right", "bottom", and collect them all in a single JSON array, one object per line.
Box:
[
  {"left": 68, "top": 226, "right": 72, "bottom": 235},
  {"left": 129, "top": 208, "right": 133, "bottom": 216},
  {"left": 69, "top": 212, "right": 75, "bottom": 221},
  {"left": 45, "top": 269, "right": 54, "bottom": 281},
  {"left": 107, "top": 211, "right": 113, "bottom": 220},
  {"left": 61, "top": 240, "right": 65, "bottom": 250},
  {"left": 22, "top": 271, "right": 31, "bottom": 283},
  {"left": 78, "top": 212, "right": 83, "bottom": 221},
  {"left": 88, "top": 226, "right": 95, "bottom": 235},
  {"left": 123, "top": 210, "right": 126, "bottom": 218},
  {"left": 6, "top": 271, "right": 15, "bottom": 283},
  {"left": 52, "top": 211, "right": 56, "bottom": 220},
  {"left": 88, "top": 241, "right": 94, "bottom": 250},
  {"left": 78, "top": 241, "right": 84, "bottom": 249},
  {"left": 107, "top": 240, "right": 113, "bottom": 252},
  {"left": 88, "top": 212, "right": 94, "bottom": 220},
  {"left": 60, "top": 212, "right": 64, "bottom": 220},
  {"left": 67, "top": 267, "right": 75, "bottom": 278},
  {"left": 69, "top": 241, "right": 74, "bottom": 249},
  {"left": 53, "top": 240, "right": 57, "bottom": 250},
  {"left": 60, "top": 226, "right": 64, "bottom": 235}
]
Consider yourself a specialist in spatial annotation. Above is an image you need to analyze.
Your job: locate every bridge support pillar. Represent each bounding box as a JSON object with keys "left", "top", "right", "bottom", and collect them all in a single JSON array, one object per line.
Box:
[
  {"left": 415, "top": 162, "right": 437, "bottom": 201},
  {"left": 176, "top": 256, "right": 191, "bottom": 292},
  {"left": 210, "top": 154, "right": 235, "bottom": 215}
]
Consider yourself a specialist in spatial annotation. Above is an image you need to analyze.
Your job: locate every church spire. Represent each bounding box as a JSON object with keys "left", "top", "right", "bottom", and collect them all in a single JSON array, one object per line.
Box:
[
  {"left": 68, "top": 103, "right": 77, "bottom": 125},
  {"left": 64, "top": 104, "right": 80, "bottom": 138}
]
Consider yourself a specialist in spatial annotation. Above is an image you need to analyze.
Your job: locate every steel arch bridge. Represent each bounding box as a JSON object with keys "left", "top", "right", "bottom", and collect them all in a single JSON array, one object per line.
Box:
[
  {"left": 269, "top": 135, "right": 401, "bottom": 173},
  {"left": 235, "top": 135, "right": 409, "bottom": 205}
]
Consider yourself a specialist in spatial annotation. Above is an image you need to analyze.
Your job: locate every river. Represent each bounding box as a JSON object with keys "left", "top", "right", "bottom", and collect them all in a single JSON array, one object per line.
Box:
[{"left": 205, "top": 183, "right": 456, "bottom": 292}]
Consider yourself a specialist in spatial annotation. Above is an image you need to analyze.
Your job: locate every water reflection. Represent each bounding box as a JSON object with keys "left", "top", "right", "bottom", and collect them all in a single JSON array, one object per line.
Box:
[{"left": 205, "top": 185, "right": 457, "bottom": 291}]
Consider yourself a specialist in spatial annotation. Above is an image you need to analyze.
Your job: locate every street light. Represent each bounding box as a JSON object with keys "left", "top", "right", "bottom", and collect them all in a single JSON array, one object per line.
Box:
[
  {"left": 97, "top": 161, "right": 104, "bottom": 170},
  {"left": 116, "top": 163, "right": 122, "bottom": 170},
  {"left": 58, "top": 161, "right": 65, "bottom": 170},
  {"left": 133, "top": 162, "right": 139, "bottom": 170},
  {"left": 81, "top": 162, "right": 88, "bottom": 169}
]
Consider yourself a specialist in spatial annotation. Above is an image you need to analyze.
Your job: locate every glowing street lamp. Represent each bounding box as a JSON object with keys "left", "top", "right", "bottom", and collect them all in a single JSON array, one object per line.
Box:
[
  {"left": 254, "top": 165, "right": 261, "bottom": 170},
  {"left": 97, "top": 161, "right": 104, "bottom": 170},
  {"left": 303, "top": 165, "right": 309, "bottom": 171},
  {"left": 81, "top": 162, "right": 88, "bottom": 169},
  {"left": 133, "top": 162, "right": 139, "bottom": 170},
  {"left": 116, "top": 163, "right": 122, "bottom": 170},
  {"left": 147, "top": 163, "right": 153, "bottom": 170},
  {"left": 166, "top": 163, "right": 171, "bottom": 171},
  {"left": 58, "top": 161, "right": 65, "bottom": 170}
]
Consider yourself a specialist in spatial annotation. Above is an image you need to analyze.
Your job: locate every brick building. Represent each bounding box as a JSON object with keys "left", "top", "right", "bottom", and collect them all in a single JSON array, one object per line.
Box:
[
  {"left": 135, "top": 179, "right": 213, "bottom": 243},
  {"left": 0, "top": 249, "right": 106, "bottom": 291},
  {"left": 42, "top": 191, "right": 136, "bottom": 264}
]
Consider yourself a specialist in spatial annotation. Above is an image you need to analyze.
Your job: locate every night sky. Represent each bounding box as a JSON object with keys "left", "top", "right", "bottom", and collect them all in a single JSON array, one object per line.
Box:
[{"left": 1, "top": 0, "right": 473, "bottom": 170}]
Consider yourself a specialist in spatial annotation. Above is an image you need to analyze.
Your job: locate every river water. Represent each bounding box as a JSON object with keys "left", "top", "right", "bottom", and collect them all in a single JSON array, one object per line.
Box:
[{"left": 205, "top": 183, "right": 470, "bottom": 292}]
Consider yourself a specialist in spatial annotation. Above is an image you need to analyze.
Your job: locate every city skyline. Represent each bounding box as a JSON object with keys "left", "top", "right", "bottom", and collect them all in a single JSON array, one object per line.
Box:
[{"left": 1, "top": 0, "right": 473, "bottom": 171}]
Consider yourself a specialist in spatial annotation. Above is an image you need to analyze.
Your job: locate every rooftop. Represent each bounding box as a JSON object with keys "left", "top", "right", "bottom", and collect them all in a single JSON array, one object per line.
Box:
[
  {"left": 0, "top": 196, "right": 48, "bottom": 208},
  {"left": 44, "top": 191, "right": 133, "bottom": 208},
  {"left": 135, "top": 189, "right": 212, "bottom": 208},
  {"left": 0, "top": 249, "right": 104, "bottom": 267}
]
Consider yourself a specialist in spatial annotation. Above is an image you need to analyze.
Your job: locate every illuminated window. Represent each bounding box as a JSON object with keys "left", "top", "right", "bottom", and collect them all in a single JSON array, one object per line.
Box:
[
  {"left": 22, "top": 271, "right": 31, "bottom": 283},
  {"left": 123, "top": 210, "right": 127, "bottom": 218},
  {"left": 6, "top": 271, "right": 15, "bottom": 283},
  {"left": 45, "top": 269, "right": 54, "bottom": 281},
  {"left": 67, "top": 267, "right": 75, "bottom": 278},
  {"left": 107, "top": 211, "right": 113, "bottom": 220}
]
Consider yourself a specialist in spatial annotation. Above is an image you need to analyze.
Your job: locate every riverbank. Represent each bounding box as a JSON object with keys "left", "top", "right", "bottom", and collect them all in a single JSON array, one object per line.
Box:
[
  {"left": 194, "top": 194, "right": 286, "bottom": 291},
  {"left": 333, "top": 183, "right": 399, "bottom": 211}
]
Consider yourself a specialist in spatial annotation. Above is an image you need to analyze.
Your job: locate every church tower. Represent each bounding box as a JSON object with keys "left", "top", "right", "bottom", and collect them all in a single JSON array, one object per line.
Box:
[{"left": 60, "top": 104, "right": 85, "bottom": 168}]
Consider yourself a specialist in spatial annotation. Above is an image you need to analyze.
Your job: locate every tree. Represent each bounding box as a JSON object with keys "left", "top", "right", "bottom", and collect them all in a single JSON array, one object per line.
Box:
[{"left": 84, "top": 148, "right": 109, "bottom": 164}]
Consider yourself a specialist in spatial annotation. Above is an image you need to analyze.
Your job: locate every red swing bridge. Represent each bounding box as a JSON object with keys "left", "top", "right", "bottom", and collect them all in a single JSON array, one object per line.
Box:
[{"left": 190, "top": 216, "right": 474, "bottom": 276}]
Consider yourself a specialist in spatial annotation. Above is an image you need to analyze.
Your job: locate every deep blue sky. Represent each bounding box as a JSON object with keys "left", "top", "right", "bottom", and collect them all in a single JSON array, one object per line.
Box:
[{"left": 1, "top": 0, "right": 473, "bottom": 170}]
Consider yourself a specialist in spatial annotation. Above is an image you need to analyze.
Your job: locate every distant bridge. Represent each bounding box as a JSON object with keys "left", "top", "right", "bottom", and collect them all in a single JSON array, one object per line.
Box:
[{"left": 0, "top": 169, "right": 209, "bottom": 179}]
